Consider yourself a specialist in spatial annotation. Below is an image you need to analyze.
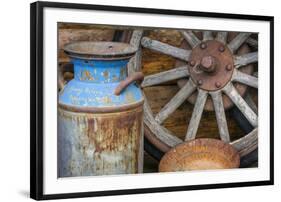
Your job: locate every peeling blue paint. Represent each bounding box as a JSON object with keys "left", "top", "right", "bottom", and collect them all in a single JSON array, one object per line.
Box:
[{"left": 59, "top": 58, "right": 143, "bottom": 107}]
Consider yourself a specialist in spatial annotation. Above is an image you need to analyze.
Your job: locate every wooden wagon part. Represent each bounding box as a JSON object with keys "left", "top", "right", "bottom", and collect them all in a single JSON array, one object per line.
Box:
[
  {"left": 58, "top": 27, "right": 259, "bottom": 164},
  {"left": 126, "top": 30, "right": 258, "bottom": 159},
  {"left": 152, "top": 32, "right": 255, "bottom": 111}
]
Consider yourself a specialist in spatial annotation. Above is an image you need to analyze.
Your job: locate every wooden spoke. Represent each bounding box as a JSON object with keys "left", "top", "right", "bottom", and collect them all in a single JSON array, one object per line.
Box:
[
  {"left": 228, "top": 33, "right": 251, "bottom": 53},
  {"left": 231, "top": 128, "right": 258, "bottom": 157},
  {"left": 203, "top": 31, "right": 213, "bottom": 41},
  {"left": 143, "top": 95, "right": 182, "bottom": 147},
  {"left": 234, "top": 52, "right": 258, "bottom": 68},
  {"left": 246, "top": 37, "right": 258, "bottom": 49},
  {"left": 244, "top": 94, "right": 258, "bottom": 114},
  {"left": 128, "top": 30, "right": 143, "bottom": 75},
  {"left": 155, "top": 79, "right": 197, "bottom": 124},
  {"left": 180, "top": 30, "right": 201, "bottom": 48},
  {"left": 210, "top": 91, "right": 230, "bottom": 143},
  {"left": 185, "top": 90, "right": 208, "bottom": 141},
  {"left": 216, "top": 32, "right": 228, "bottom": 44},
  {"left": 232, "top": 69, "right": 258, "bottom": 88},
  {"left": 141, "top": 37, "right": 191, "bottom": 61},
  {"left": 253, "top": 71, "right": 258, "bottom": 77},
  {"left": 141, "top": 66, "right": 189, "bottom": 87},
  {"left": 129, "top": 29, "right": 144, "bottom": 47},
  {"left": 223, "top": 83, "right": 258, "bottom": 127}
]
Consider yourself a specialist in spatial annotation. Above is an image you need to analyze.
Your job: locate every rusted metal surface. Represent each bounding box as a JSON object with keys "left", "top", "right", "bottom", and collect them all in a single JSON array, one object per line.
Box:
[
  {"left": 159, "top": 138, "right": 240, "bottom": 172},
  {"left": 177, "top": 32, "right": 254, "bottom": 111},
  {"left": 188, "top": 40, "right": 234, "bottom": 91},
  {"left": 58, "top": 104, "right": 143, "bottom": 177},
  {"left": 64, "top": 41, "right": 137, "bottom": 60},
  {"left": 199, "top": 55, "right": 216, "bottom": 73},
  {"left": 114, "top": 72, "right": 144, "bottom": 95},
  {"left": 59, "top": 40, "right": 144, "bottom": 177},
  {"left": 59, "top": 100, "right": 144, "bottom": 113},
  {"left": 58, "top": 26, "right": 115, "bottom": 63},
  {"left": 141, "top": 30, "right": 258, "bottom": 160}
]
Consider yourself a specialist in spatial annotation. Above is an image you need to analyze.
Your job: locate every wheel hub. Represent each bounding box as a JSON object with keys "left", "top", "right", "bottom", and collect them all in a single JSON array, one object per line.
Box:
[{"left": 188, "top": 40, "right": 234, "bottom": 91}]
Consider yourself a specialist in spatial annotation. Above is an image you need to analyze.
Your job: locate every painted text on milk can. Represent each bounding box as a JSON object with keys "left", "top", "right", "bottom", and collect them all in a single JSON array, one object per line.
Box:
[{"left": 58, "top": 41, "right": 144, "bottom": 177}]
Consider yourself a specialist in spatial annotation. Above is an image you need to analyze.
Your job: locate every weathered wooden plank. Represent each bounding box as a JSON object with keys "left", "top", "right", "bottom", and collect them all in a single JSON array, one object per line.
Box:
[
  {"left": 155, "top": 80, "right": 196, "bottom": 124},
  {"left": 141, "top": 37, "right": 191, "bottom": 61},
  {"left": 234, "top": 52, "right": 258, "bottom": 68},
  {"left": 246, "top": 37, "right": 258, "bottom": 49},
  {"left": 128, "top": 30, "right": 144, "bottom": 75},
  {"left": 203, "top": 31, "right": 213, "bottom": 41},
  {"left": 232, "top": 69, "right": 258, "bottom": 89},
  {"left": 148, "top": 29, "right": 184, "bottom": 47},
  {"left": 58, "top": 28, "right": 115, "bottom": 63},
  {"left": 58, "top": 28, "right": 115, "bottom": 50},
  {"left": 185, "top": 90, "right": 208, "bottom": 141},
  {"left": 216, "top": 32, "right": 228, "bottom": 44},
  {"left": 228, "top": 33, "right": 251, "bottom": 53},
  {"left": 180, "top": 30, "right": 201, "bottom": 48},
  {"left": 143, "top": 95, "right": 182, "bottom": 147},
  {"left": 231, "top": 128, "right": 258, "bottom": 157},
  {"left": 223, "top": 83, "right": 258, "bottom": 127},
  {"left": 210, "top": 91, "right": 230, "bottom": 143},
  {"left": 141, "top": 66, "right": 189, "bottom": 87}
]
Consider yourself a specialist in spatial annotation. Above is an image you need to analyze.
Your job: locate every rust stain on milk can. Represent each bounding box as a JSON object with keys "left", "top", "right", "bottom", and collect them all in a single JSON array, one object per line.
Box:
[
  {"left": 58, "top": 105, "right": 143, "bottom": 177},
  {"left": 58, "top": 41, "right": 144, "bottom": 177}
]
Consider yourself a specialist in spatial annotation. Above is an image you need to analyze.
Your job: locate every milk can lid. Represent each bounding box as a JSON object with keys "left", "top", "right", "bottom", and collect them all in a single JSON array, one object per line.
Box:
[{"left": 64, "top": 41, "right": 137, "bottom": 60}]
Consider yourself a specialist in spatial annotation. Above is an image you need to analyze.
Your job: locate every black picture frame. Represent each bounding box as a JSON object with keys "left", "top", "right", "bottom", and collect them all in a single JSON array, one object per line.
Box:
[{"left": 30, "top": 1, "right": 274, "bottom": 200}]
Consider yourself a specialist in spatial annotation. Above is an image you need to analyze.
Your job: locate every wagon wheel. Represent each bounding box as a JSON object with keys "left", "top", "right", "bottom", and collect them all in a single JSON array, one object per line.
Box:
[
  {"left": 135, "top": 30, "right": 258, "bottom": 162},
  {"left": 173, "top": 32, "right": 258, "bottom": 167}
]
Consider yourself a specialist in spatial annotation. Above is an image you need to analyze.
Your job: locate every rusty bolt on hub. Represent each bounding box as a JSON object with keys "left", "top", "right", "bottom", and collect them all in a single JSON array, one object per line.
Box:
[
  {"left": 200, "top": 56, "right": 216, "bottom": 73},
  {"left": 215, "top": 81, "right": 222, "bottom": 88},
  {"left": 226, "top": 64, "right": 232, "bottom": 71},
  {"left": 197, "top": 79, "right": 203, "bottom": 86},
  {"left": 219, "top": 46, "right": 225, "bottom": 52},
  {"left": 189, "top": 40, "right": 235, "bottom": 93},
  {"left": 200, "top": 43, "right": 207, "bottom": 49},
  {"left": 190, "top": 60, "right": 196, "bottom": 66}
]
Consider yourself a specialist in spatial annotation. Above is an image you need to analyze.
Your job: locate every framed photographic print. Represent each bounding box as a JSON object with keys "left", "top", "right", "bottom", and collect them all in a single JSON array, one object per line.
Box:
[{"left": 30, "top": 1, "right": 274, "bottom": 200}]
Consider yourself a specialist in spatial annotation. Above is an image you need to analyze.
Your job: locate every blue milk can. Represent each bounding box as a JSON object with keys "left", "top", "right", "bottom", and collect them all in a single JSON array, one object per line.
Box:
[{"left": 58, "top": 41, "right": 144, "bottom": 177}]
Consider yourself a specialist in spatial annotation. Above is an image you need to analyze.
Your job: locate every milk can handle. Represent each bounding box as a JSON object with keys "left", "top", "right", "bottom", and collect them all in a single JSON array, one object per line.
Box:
[
  {"left": 114, "top": 72, "right": 144, "bottom": 96},
  {"left": 58, "top": 68, "right": 66, "bottom": 90},
  {"left": 58, "top": 63, "right": 74, "bottom": 91}
]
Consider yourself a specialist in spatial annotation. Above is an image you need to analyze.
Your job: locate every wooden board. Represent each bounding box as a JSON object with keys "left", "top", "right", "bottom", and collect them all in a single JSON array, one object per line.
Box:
[
  {"left": 141, "top": 30, "right": 184, "bottom": 76},
  {"left": 58, "top": 24, "right": 115, "bottom": 63}
]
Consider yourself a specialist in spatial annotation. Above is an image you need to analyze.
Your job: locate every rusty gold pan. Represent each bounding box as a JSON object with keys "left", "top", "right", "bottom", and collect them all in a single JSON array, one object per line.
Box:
[{"left": 159, "top": 138, "right": 240, "bottom": 172}]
